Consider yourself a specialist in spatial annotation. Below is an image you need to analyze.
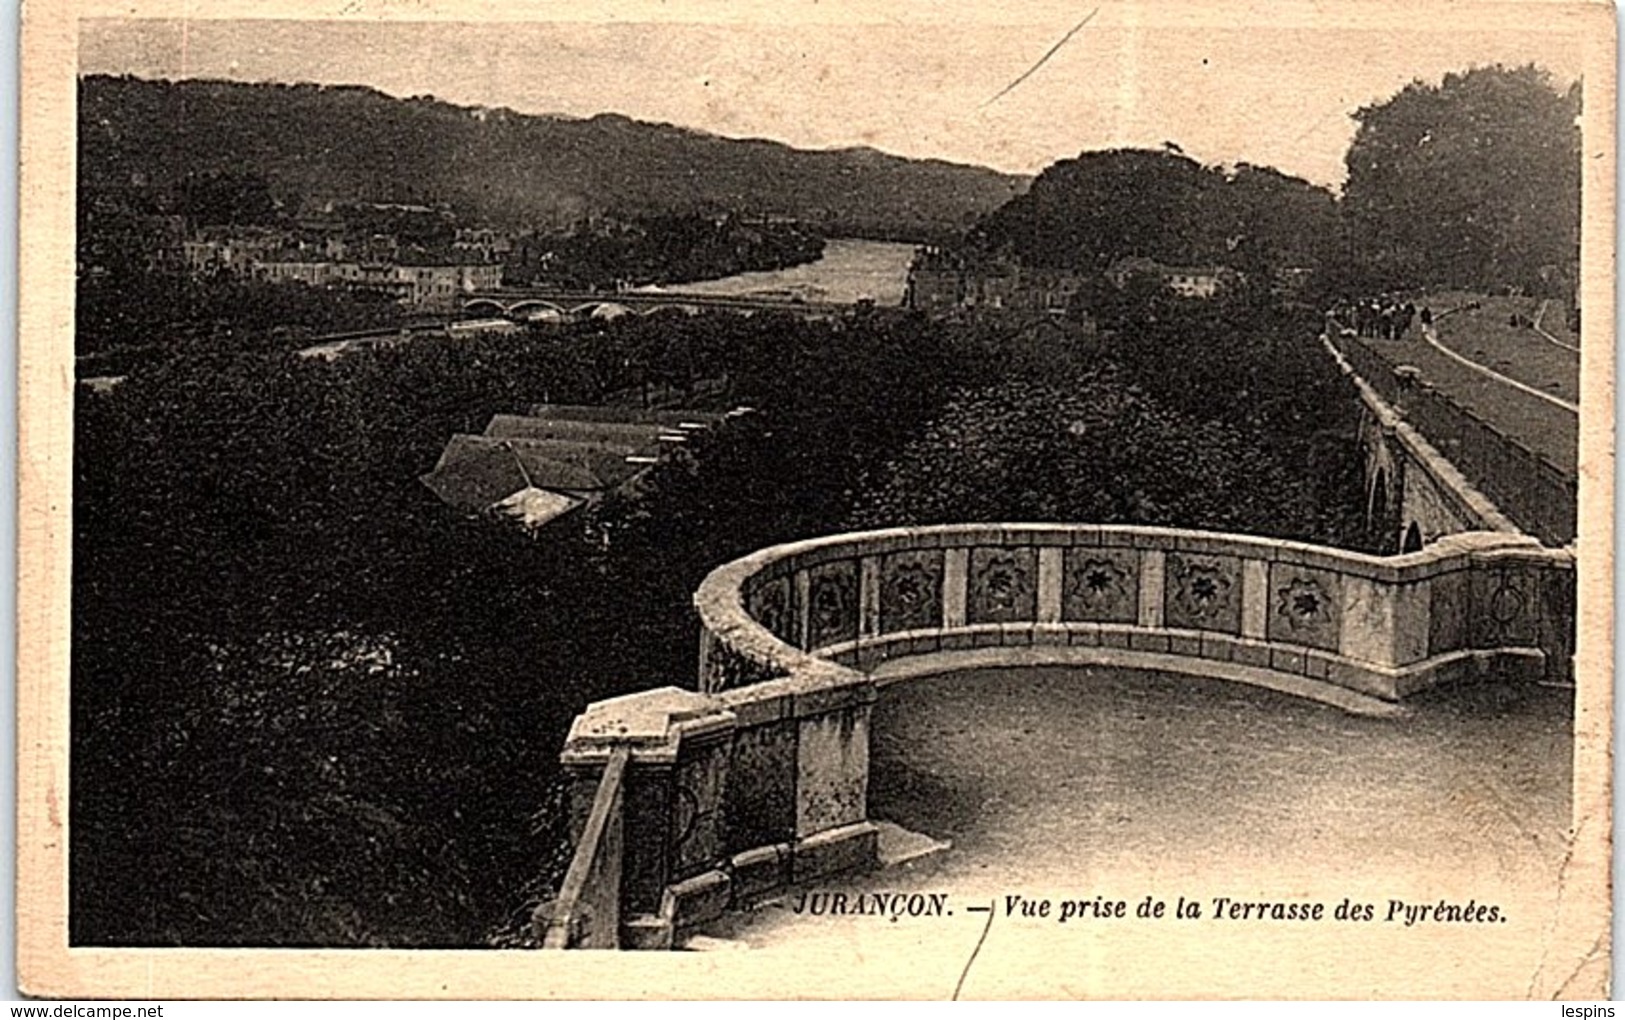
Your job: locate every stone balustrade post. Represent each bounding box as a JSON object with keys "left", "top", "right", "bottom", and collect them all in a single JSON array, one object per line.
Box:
[
  {"left": 1137, "top": 549, "right": 1165, "bottom": 629},
  {"left": 942, "top": 547, "right": 969, "bottom": 629},
  {"left": 559, "top": 686, "right": 736, "bottom": 949}
]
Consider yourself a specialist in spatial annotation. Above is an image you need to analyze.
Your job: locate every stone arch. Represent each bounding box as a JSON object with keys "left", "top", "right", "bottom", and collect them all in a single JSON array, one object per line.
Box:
[
  {"left": 506, "top": 299, "right": 567, "bottom": 316},
  {"left": 462, "top": 298, "right": 507, "bottom": 316},
  {"left": 572, "top": 302, "right": 633, "bottom": 321},
  {"left": 1368, "top": 468, "right": 1401, "bottom": 553},
  {"left": 1401, "top": 522, "right": 1425, "bottom": 553},
  {"left": 639, "top": 303, "right": 703, "bottom": 317},
  {"left": 1369, "top": 468, "right": 1390, "bottom": 521}
]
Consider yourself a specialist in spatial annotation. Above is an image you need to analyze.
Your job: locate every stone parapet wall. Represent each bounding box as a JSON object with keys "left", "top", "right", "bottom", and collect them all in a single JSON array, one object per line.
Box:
[
  {"left": 1328, "top": 333, "right": 1576, "bottom": 545},
  {"left": 553, "top": 668, "right": 876, "bottom": 947},
  {"left": 698, "top": 524, "right": 1574, "bottom": 701},
  {"left": 552, "top": 522, "right": 1574, "bottom": 949}
]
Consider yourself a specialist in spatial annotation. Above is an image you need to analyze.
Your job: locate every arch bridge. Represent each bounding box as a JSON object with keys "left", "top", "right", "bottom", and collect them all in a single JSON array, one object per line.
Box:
[{"left": 461, "top": 289, "right": 851, "bottom": 322}]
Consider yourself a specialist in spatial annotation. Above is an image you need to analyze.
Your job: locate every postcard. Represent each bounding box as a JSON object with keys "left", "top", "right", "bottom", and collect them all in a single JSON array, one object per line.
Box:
[{"left": 18, "top": 0, "right": 1614, "bottom": 999}]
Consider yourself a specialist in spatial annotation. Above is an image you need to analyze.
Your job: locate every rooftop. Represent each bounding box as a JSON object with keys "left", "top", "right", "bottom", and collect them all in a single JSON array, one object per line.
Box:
[{"left": 421, "top": 406, "right": 735, "bottom": 528}]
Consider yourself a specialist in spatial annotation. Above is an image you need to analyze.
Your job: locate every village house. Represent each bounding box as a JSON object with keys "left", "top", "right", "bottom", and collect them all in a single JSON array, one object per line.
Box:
[
  {"left": 182, "top": 226, "right": 285, "bottom": 276},
  {"left": 249, "top": 253, "right": 504, "bottom": 306},
  {"left": 1105, "top": 256, "right": 1234, "bottom": 298},
  {"left": 420, "top": 405, "right": 736, "bottom": 533},
  {"left": 905, "top": 247, "right": 1086, "bottom": 315}
]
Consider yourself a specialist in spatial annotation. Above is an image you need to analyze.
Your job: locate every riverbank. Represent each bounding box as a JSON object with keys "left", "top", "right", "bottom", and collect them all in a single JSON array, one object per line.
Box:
[{"left": 635, "top": 237, "right": 917, "bottom": 305}]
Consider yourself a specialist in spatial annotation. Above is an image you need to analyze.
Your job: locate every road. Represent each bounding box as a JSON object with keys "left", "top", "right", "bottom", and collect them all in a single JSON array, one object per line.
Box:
[
  {"left": 1354, "top": 294, "right": 1580, "bottom": 475},
  {"left": 1428, "top": 292, "right": 1581, "bottom": 408}
]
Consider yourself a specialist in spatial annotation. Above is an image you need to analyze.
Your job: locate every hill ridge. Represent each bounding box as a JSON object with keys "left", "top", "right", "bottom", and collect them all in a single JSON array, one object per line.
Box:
[{"left": 79, "top": 74, "right": 1030, "bottom": 239}]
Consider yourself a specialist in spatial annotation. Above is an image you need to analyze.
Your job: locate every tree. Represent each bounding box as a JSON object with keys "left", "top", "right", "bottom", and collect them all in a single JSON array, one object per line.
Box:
[
  {"left": 973, "top": 148, "right": 1226, "bottom": 271},
  {"left": 970, "top": 148, "right": 1337, "bottom": 278},
  {"left": 177, "top": 170, "right": 278, "bottom": 226},
  {"left": 1340, "top": 64, "right": 1580, "bottom": 294}
]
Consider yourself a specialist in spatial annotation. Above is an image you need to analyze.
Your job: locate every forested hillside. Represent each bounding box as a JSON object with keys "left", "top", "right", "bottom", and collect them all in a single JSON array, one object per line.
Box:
[{"left": 79, "top": 75, "right": 1028, "bottom": 238}]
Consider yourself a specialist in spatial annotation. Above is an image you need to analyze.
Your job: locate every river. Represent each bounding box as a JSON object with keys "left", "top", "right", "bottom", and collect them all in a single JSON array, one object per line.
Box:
[{"left": 633, "top": 237, "right": 919, "bottom": 306}]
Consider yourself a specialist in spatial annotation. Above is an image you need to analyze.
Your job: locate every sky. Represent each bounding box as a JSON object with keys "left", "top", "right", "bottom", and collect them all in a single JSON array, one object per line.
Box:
[{"left": 77, "top": 8, "right": 1590, "bottom": 189}]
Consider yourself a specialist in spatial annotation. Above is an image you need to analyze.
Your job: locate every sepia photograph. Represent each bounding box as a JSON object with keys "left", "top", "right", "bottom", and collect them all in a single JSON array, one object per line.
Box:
[{"left": 16, "top": 0, "right": 1615, "bottom": 999}]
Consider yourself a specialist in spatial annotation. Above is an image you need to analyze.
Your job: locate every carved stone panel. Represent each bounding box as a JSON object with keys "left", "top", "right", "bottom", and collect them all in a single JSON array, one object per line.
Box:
[
  {"left": 1469, "top": 564, "right": 1537, "bottom": 648},
  {"left": 967, "top": 547, "right": 1038, "bottom": 624},
  {"left": 1062, "top": 547, "right": 1140, "bottom": 623},
  {"left": 1427, "top": 569, "right": 1468, "bottom": 656},
  {"left": 1163, "top": 552, "right": 1242, "bottom": 634},
  {"left": 805, "top": 559, "right": 859, "bottom": 650},
  {"left": 1266, "top": 564, "right": 1342, "bottom": 652},
  {"left": 746, "top": 575, "right": 798, "bottom": 647},
  {"left": 670, "top": 736, "right": 731, "bottom": 882},
  {"left": 879, "top": 549, "right": 944, "bottom": 634},
  {"left": 723, "top": 720, "right": 798, "bottom": 854}
]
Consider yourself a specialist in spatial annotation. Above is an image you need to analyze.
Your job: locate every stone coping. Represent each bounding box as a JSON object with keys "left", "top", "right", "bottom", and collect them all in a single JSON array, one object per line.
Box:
[
  {"left": 705, "top": 523, "right": 1546, "bottom": 591},
  {"left": 867, "top": 645, "right": 1409, "bottom": 717},
  {"left": 691, "top": 523, "right": 1572, "bottom": 713},
  {"left": 561, "top": 686, "right": 738, "bottom": 765}
]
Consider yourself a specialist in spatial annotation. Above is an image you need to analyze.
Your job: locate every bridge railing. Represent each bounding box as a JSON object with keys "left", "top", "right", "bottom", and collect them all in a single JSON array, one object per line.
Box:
[
  {"left": 1329, "top": 333, "right": 1577, "bottom": 545},
  {"left": 552, "top": 523, "right": 1574, "bottom": 949},
  {"left": 1333, "top": 332, "right": 1403, "bottom": 405},
  {"left": 1400, "top": 381, "right": 1577, "bottom": 547}
]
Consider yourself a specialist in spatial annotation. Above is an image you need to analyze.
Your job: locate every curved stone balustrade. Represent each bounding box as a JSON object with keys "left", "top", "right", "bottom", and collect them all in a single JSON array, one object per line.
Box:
[
  {"left": 548, "top": 523, "right": 1574, "bottom": 949},
  {"left": 698, "top": 523, "right": 1573, "bottom": 701}
]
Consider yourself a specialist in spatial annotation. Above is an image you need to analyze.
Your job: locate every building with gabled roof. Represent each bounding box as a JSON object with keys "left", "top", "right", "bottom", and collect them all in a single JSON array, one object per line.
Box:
[{"left": 420, "top": 404, "right": 742, "bottom": 533}]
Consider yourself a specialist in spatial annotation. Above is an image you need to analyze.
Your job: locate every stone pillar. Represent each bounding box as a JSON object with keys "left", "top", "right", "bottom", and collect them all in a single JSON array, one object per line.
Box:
[
  {"left": 1338, "top": 575, "right": 1392, "bottom": 666},
  {"left": 794, "top": 569, "right": 812, "bottom": 650},
  {"left": 1535, "top": 561, "right": 1576, "bottom": 684},
  {"left": 1137, "top": 549, "right": 1165, "bottom": 628},
  {"left": 559, "top": 687, "right": 736, "bottom": 946},
  {"left": 1037, "top": 547, "right": 1063, "bottom": 625},
  {"left": 1241, "top": 559, "right": 1269, "bottom": 640},
  {"left": 858, "top": 556, "right": 882, "bottom": 641},
  {"left": 721, "top": 716, "right": 798, "bottom": 851},
  {"left": 792, "top": 680, "right": 880, "bottom": 882},
  {"left": 697, "top": 629, "right": 716, "bottom": 693},
  {"left": 942, "top": 547, "right": 969, "bottom": 629}
]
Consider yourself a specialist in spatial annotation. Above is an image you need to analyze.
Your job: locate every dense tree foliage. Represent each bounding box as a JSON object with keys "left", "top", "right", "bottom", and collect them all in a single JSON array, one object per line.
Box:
[
  {"left": 176, "top": 170, "right": 279, "bottom": 226},
  {"left": 851, "top": 368, "right": 1325, "bottom": 535},
  {"left": 76, "top": 265, "right": 408, "bottom": 364},
  {"left": 70, "top": 310, "right": 963, "bottom": 946},
  {"left": 972, "top": 148, "right": 1336, "bottom": 273},
  {"left": 854, "top": 292, "right": 1369, "bottom": 549},
  {"left": 1091, "top": 283, "right": 1371, "bottom": 547},
  {"left": 504, "top": 214, "right": 824, "bottom": 290},
  {"left": 1340, "top": 64, "right": 1581, "bottom": 295}
]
